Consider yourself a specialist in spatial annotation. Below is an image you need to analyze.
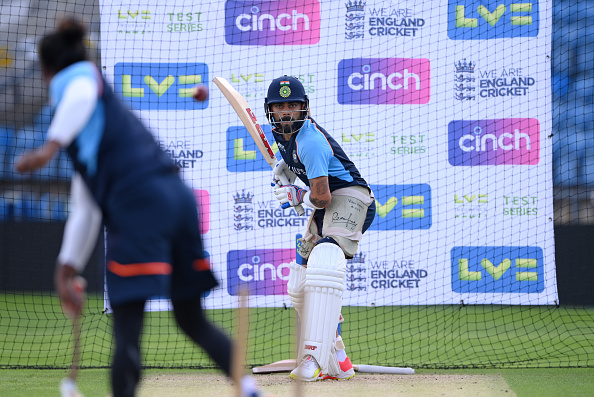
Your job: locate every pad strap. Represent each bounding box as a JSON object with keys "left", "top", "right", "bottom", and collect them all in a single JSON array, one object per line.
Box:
[{"left": 287, "top": 261, "right": 306, "bottom": 319}]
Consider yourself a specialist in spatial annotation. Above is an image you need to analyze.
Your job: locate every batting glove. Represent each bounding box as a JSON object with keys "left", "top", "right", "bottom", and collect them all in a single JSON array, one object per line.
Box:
[
  {"left": 271, "top": 158, "right": 297, "bottom": 188},
  {"left": 274, "top": 184, "right": 309, "bottom": 209}
]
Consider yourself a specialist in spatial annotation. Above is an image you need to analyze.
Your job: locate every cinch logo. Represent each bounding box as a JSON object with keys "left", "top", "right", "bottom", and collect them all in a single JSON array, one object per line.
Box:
[
  {"left": 448, "top": 118, "right": 540, "bottom": 165},
  {"left": 369, "top": 184, "right": 432, "bottom": 230},
  {"left": 338, "top": 58, "right": 430, "bottom": 105},
  {"left": 451, "top": 246, "right": 544, "bottom": 293},
  {"left": 448, "top": 1, "right": 539, "bottom": 39},
  {"left": 226, "top": 125, "right": 280, "bottom": 172},
  {"left": 114, "top": 63, "right": 208, "bottom": 110},
  {"left": 193, "top": 189, "right": 209, "bottom": 234},
  {"left": 224, "top": 0, "right": 321, "bottom": 45},
  {"left": 227, "top": 249, "right": 294, "bottom": 295}
]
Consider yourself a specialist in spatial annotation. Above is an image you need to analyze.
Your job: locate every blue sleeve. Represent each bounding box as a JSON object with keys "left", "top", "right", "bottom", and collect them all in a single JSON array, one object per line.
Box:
[{"left": 297, "top": 130, "right": 333, "bottom": 179}]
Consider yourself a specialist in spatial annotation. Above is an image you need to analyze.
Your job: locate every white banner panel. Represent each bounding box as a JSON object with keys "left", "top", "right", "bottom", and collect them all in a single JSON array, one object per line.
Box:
[{"left": 99, "top": 1, "right": 556, "bottom": 308}]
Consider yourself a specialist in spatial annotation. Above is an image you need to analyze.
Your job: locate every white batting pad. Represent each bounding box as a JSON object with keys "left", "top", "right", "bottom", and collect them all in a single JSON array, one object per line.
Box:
[
  {"left": 300, "top": 243, "right": 346, "bottom": 375},
  {"left": 287, "top": 261, "right": 306, "bottom": 319}
]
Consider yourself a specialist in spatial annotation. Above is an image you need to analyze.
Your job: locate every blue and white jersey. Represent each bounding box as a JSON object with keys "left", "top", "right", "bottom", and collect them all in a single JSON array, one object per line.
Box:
[
  {"left": 49, "top": 61, "right": 175, "bottom": 212},
  {"left": 272, "top": 117, "right": 369, "bottom": 192}
]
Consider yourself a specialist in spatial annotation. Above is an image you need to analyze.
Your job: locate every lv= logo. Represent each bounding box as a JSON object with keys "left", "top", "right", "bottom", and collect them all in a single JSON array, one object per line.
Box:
[
  {"left": 455, "top": 3, "right": 533, "bottom": 27},
  {"left": 118, "top": 10, "right": 151, "bottom": 20},
  {"left": 143, "top": 76, "right": 174, "bottom": 97},
  {"left": 369, "top": 184, "right": 431, "bottom": 230},
  {"left": 123, "top": 75, "right": 203, "bottom": 98},
  {"left": 376, "top": 197, "right": 398, "bottom": 218},
  {"left": 375, "top": 196, "right": 424, "bottom": 218}
]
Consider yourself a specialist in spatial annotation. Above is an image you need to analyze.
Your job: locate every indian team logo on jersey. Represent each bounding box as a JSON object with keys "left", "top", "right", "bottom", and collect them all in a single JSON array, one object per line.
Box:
[
  {"left": 227, "top": 249, "right": 294, "bottom": 295},
  {"left": 114, "top": 62, "right": 209, "bottom": 110},
  {"left": 292, "top": 150, "right": 299, "bottom": 163},
  {"left": 451, "top": 246, "right": 544, "bottom": 293},
  {"left": 369, "top": 184, "right": 432, "bottom": 230},
  {"left": 448, "top": 1, "right": 539, "bottom": 40}
]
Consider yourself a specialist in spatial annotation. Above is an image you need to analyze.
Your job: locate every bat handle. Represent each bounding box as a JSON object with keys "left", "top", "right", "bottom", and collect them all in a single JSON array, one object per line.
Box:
[{"left": 276, "top": 173, "right": 305, "bottom": 216}]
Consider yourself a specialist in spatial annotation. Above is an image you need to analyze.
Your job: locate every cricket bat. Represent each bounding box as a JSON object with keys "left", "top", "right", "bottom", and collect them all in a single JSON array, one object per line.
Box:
[
  {"left": 60, "top": 276, "right": 86, "bottom": 397},
  {"left": 213, "top": 77, "right": 305, "bottom": 216},
  {"left": 232, "top": 286, "right": 249, "bottom": 397},
  {"left": 251, "top": 359, "right": 415, "bottom": 375}
]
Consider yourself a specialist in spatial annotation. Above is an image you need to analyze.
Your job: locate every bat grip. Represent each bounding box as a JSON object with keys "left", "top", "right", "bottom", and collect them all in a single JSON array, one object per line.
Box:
[{"left": 277, "top": 173, "right": 305, "bottom": 216}]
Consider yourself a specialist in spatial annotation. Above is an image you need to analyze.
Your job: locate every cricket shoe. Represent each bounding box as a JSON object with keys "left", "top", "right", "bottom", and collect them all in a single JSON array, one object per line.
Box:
[
  {"left": 321, "top": 357, "right": 356, "bottom": 380},
  {"left": 289, "top": 355, "right": 323, "bottom": 381}
]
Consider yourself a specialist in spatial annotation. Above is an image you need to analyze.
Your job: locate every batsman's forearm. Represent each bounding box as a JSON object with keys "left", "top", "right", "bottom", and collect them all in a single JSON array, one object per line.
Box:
[
  {"left": 308, "top": 176, "right": 331, "bottom": 208},
  {"left": 303, "top": 191, "right": 324, "bottom": 210},
  {"left": 308, "top": 193, "right": 329, "bottom": 209}
]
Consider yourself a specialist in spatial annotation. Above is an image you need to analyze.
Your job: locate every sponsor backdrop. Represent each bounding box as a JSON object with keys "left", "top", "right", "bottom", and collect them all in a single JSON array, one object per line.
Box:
[{"left": 99, "top": 1, "right": 555, "bottom": 308}]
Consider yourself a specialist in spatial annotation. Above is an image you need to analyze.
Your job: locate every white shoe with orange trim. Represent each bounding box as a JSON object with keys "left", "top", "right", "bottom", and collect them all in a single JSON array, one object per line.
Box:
[{"left": 289, "top": 355, "right": 323, "bottom": 381}]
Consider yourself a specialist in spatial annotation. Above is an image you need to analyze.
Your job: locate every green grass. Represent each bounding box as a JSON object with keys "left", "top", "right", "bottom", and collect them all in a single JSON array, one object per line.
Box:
[
  {"left": 2, "top": 368, "right": 594, "bottom": 397},
  {"left": 501, "top": 368, "right": 594, "bottom": 397},
  {"left": 1, "top": 293, "right": 594, "bottom": 395},
  {"left": 1, "top": 293, "right": 594, "bottom": 369},
  {"left": 0, "top": 369, "right": 109, "bottom": 397}
]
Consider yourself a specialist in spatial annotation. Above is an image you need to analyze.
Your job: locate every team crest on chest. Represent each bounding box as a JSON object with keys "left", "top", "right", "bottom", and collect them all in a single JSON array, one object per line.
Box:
[{"left": 292, "top": 150, "right": 299, "bottom": 163}]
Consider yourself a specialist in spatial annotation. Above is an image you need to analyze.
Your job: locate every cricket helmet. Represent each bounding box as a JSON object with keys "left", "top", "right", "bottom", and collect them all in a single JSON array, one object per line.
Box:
[
  {"left": 264, "top": 75, "right": 309, "bottom": 132},
  {"left": 265, "top": 75, "right": 308, "bottom": 106}
]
